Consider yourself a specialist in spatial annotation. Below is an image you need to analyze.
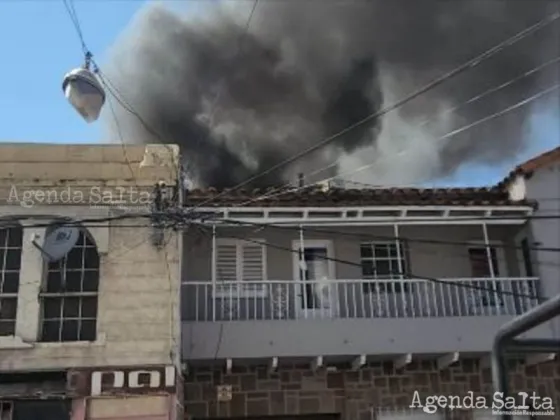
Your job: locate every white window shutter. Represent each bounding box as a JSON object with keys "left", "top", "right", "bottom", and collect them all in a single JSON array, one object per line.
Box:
[
  {"left": 241, "top": 242, "right": 265, "bottom": 282},
  {"left": 216, "top": 243, "right": 238, "bottom": 281}
]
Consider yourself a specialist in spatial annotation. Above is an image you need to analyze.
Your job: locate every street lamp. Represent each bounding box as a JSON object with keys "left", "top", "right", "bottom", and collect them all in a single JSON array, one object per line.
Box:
[{"left": 62, "top": 52, "right": 105, "bottom": 123}]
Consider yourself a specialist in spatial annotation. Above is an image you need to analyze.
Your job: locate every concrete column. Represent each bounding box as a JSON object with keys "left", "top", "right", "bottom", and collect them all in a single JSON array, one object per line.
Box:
[{"left": 14, "top": 224, "right": 46, "bottom": 342}]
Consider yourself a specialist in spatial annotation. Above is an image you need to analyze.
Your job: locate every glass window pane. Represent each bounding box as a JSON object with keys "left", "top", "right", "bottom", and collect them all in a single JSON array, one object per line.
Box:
[
  {"left": 61, "top": 320, "right": 79, "bottom": 341},
  {"left": 7, "top": 227, "right": 23, "bottom": 247},
  {"left": 0, "top": 298, "right": 17, "bottom": 319},
  {"left": 80, "top": 319, "right": 97, "bottom": 341},
  {"left": 360, "top": 244, "right": 372, "bottom": 258},
  {"left": 43, "top": 298, "right": 62, "bottom": 319},
  {"left": 46, "top": 270, "right": 63, "bottom": 293},
  {"left": 1, "top": 272, "right": 20, "bottom": 293},
  {"left": 65, "top": 271, "right": 83, "bottom": 292},
  {"left": 5, "top": 249, "right": 21, "bottom": 270},
  {"left": 41, "top": 320, "right": 61, "bottom": 342},
  {"left": 374, "top": 244, "right": 389, "bottom": 258},
  {"left": 63, "top": 298, "right": 80, "bottom": 318},
  {"left": 65, "top": 247, "right": 83, "bottom": 269},
  {"left": 376, "top": 260, "right": 390, "bottom": 276},
  {"left": 0, "top": 320, "right": 15, "bottom": 336},
  {"left": 82, "top": 271, "right": 99, "bottom": 291},
  {"left": 81, "top": 297, "right": 98, "bottom": 318},
  {"left": 362, "top": 260, "right": 374, "bottom": 276},
  {"left": 84, "top": 249, "right": 99, "bottom": 269}
]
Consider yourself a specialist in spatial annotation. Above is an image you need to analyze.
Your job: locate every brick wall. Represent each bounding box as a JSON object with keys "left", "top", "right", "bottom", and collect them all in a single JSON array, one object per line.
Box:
[{"left": 184, "top": 359, "right": 560, "bottom": 420}]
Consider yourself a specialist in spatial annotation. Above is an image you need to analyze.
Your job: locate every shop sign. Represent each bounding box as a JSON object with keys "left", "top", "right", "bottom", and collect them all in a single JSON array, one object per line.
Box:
[{"left": 67, "top": 366, "right": 176, "bottom": 397}]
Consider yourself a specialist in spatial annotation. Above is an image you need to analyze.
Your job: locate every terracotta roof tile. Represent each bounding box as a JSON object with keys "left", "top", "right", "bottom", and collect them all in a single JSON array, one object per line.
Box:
[
  {"left": 184, "top": 185, "right": 531, "bottom": 207},
  {"left": 499, "top": 146, "right": 560, "bottom": 186}
]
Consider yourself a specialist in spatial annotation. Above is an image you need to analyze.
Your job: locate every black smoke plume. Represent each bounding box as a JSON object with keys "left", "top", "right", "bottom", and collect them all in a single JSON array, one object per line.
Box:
[{"left": 104, "top": 0, "right": 559, "bottom": 188}]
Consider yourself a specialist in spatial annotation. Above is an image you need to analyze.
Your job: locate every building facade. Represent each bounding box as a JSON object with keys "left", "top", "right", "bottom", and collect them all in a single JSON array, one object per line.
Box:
[
  {"left": 0, "top": 143, "right": 183, "bottom": 420},
  {"left": 181, "top": 148, "right": 560, "bottom": 419}
]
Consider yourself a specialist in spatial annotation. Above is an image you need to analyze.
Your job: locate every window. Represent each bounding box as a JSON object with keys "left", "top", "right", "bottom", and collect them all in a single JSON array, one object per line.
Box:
[
  {"left": 520, "top": 238, "right": 534, "bottom": 277},
  {"left": 468, "top": 247, "right": 499, "bottom": 277},
  {"left": 40, "top": 229, "right": 99, "bottom": 342},
  {"left": 360, "top": 242, "right": 408, "bottom": 293},
  {"left": 0, "top": 225, "right": 23, "bottom": 337},
  {"left": 215, "top": 239, "right": 266, "bottom": 297},
  {"left": 468, "top": 247, "right": 503, "bottom": 307}
]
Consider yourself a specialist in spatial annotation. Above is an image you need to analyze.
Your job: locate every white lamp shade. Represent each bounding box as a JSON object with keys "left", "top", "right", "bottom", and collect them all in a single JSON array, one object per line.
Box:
[{"left": 63, "top": 68, "right": 106, "bottom": 123}]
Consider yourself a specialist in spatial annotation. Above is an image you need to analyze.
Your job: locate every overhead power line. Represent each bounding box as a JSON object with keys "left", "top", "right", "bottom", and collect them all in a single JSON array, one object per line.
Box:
[
  {"left": 250, "top": 54, "right": 560, "bottom": 200},
  {"left": 211, "top": 218, "right": 560, "bottom": 254},
  {"left": 229, "top": 82, "right": 560, "bottom": 208},
  {"left": 186, "top": 11, "right": 560, "bottom": 211},
  {"left": 201, "top": 226, "right": 543, "bottom": 301}
]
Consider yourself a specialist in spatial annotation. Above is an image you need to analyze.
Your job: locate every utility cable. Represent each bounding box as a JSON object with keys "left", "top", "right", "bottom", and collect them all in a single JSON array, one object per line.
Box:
[
  {"left": 60, "top": 0, "right": 170, "bottom": 183},
  {"left": 4, "top": 210, "right": 560, "bottom": 230},
  {"left": 211, "top": 218, "right": 560, "bottom": 254},
  {"left": 62, "top": 0, "right": 87, "bottom": 55},
  {"left": 89, "top": 0, "right": 260, "bottom": 185},
  {"left": 224, "top": 83, "right": 560, "bottom": 208},
  {"left": 199, "top": 226, "right": 543, "bottom": 300},
  {"left": 185, "top": 12, "right": 560, "bottom": 211},
  {"left": 244, "top": 54, "right": 560, "bottom": 201}
]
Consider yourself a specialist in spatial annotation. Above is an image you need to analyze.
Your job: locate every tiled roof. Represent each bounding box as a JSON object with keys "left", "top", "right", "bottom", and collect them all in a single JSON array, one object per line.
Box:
[
  {"left": 499, "top": 146, "right": 560, "bottom": 186},
  {"left": 184, "top": 186, "right": 531, "bottom": 207}
]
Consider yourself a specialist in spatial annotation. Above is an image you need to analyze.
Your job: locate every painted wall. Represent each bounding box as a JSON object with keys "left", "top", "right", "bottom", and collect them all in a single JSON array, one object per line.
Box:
[
  {"left": 0, "top": 144, "right": 182, "bottom": 372},
  {"left": 518, "top": 162, "right": 560, "bottom": 335},
  {"left": 181, "top": 223, "right": 551, "bottom": 359}
]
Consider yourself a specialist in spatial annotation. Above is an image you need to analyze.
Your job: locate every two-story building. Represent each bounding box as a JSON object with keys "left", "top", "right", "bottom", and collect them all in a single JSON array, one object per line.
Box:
[
  {"left": 181, "top": 147, "right": 560, "bottom": 420},
  {"left": 0, "top": 143, "right": 183, "bottom": 420}
]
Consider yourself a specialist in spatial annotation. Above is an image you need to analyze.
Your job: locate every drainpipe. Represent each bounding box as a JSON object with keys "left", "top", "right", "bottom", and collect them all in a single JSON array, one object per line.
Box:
[{"left": 491, "top": 293, "right": 560, "bottom": 420}]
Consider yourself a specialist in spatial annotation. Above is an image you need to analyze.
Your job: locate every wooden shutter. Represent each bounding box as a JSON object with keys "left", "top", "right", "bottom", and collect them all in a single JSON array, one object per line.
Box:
[
  {"left": 241, "top": 241, "right": 265, "bottom": 282},
  {"left": 216, "top": 242, "right": 238, "bottom": 281}
]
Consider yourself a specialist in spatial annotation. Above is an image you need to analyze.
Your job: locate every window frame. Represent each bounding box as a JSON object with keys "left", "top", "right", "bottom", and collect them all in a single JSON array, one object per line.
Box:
[
  {"left": 0, "top": 225, "right": 23, "bottom": 337},
  {"left": 466, "top": 242, "right": 505, "bottom": 308},
  {"left": 360, "top": 240, "right": 409, "bottom": 294},
  {"left": 38, "top": 229, "right": 100, "bottom": 343},
  {"left": 213, "top": 238, "right": 268, "bottom": 298}
]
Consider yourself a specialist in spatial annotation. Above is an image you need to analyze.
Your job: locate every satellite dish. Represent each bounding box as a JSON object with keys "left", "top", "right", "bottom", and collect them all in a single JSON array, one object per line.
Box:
[{"left": 39, "top": 225, "right": 81, "bottom": 262}]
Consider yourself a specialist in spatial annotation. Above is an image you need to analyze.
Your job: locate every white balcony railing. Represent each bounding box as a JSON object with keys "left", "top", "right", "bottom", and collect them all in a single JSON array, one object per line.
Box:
[{"left": 182, "top": 277, "right": 540, "bottom": 322}]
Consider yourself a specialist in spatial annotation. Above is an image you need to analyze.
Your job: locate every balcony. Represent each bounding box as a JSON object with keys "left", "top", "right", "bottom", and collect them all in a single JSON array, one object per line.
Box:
[
  {"left": 183, "top": 277, "right": 538, "bottom": 322},
  {"left": 181, "top": 277, "right": 553, "bottom": 361}
]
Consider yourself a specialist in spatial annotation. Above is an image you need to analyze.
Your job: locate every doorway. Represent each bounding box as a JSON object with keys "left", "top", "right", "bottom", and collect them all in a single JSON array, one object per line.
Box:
[{"left": 292, "top": 240, "right": 338, "bottom": 318}]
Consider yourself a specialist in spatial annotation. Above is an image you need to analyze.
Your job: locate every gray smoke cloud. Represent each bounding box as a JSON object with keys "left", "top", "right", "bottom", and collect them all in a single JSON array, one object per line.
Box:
[{"left": 103, "top": 0, "right": 559, "bottom": 188}]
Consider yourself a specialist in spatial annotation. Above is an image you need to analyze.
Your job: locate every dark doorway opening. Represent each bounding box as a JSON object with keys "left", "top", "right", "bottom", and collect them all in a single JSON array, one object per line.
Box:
[{"left": 10, "top": 400, "right": 71, "bottom": 420}]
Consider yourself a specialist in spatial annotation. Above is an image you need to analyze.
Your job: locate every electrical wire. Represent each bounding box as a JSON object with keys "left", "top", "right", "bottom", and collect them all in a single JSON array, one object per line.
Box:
[
  {"left": 196, "top": 226, "right": 543, "bottom": 300},
  {"left": 211, "top": 218, "right": 560, "bottom": 254},
  {"left": 225, "top": 83, "right": 560, "bottom": 208},
  {"left": 62, "top": 0, "right": 87, "bottom": 55},
  {"left": 185, "top": 11, "right": 560, "bottom": 211},
  {"left": 4, "top": 211, "right": 560, "bottom": 231},
  {"left": 89, "top": 0, "right": 260, "bottom": 186},
  {"left": 331, "top": 179, "right": 560, "bottom": 202},
  {"left": 242, "top": 54, "right": 560, "bottom": 200}
]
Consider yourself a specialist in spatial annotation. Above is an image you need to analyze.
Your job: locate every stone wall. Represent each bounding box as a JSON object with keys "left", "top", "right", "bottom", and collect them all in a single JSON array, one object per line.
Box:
[
  {"left": 0, "top": 143, "right": 182, "bottom": 372},
  {"left": 184, "top": 359, "right": 560, "bottom": 420}
]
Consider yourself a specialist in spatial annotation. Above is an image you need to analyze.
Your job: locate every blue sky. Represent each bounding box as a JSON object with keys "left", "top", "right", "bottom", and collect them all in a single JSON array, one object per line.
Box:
[{"left": 0, "top": 0, "right": 558, "bottom": 186}]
